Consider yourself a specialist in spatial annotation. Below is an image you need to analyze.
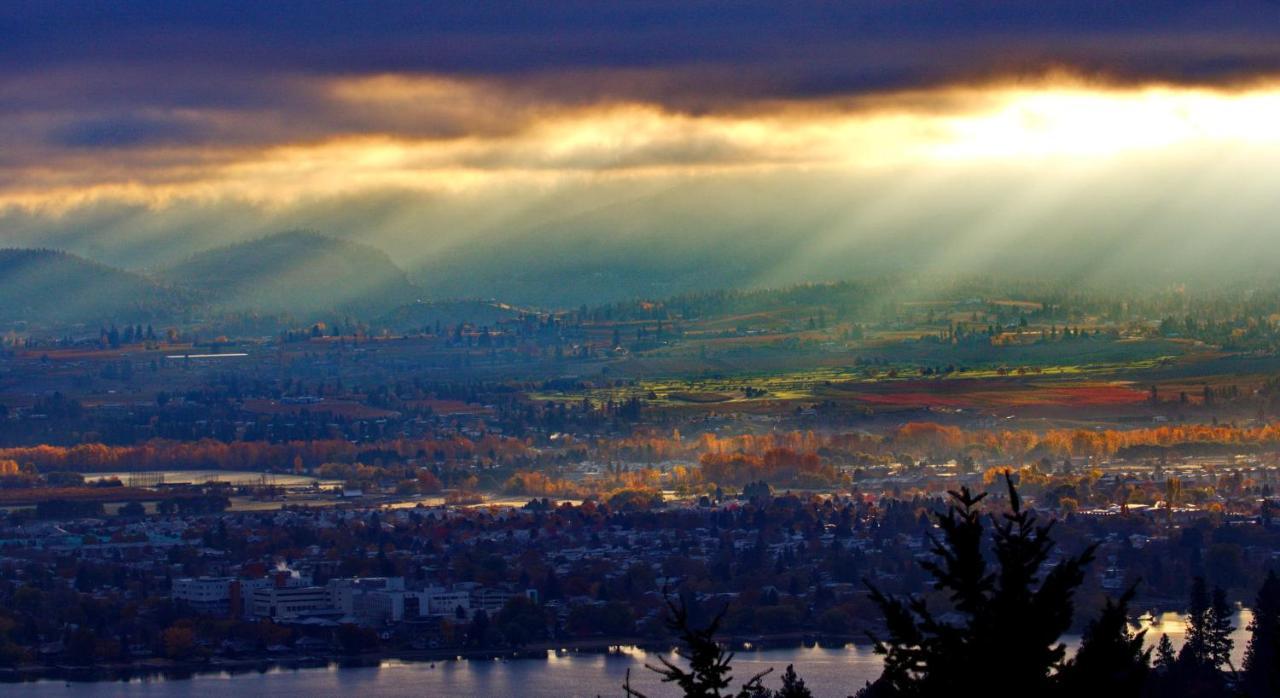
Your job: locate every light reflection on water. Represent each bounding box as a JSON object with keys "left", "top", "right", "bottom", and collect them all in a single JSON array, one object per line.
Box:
[
  {"left": 7, "top": 611, "right": 1253, "bottom": 698},
  {"left": 6, "top": 645, "right": 882, "bottom": 698},
  {"left": 1136, "top": 609, "right": 1252, "bottom": 667}
]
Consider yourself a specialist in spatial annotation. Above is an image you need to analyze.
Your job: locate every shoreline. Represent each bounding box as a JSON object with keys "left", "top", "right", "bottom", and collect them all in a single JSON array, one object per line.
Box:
[
  {"left": 0, "top": 634, "right": 876, "bottom": 685},
  {"left": 0, "top": 599, "right": 1218, "bottom": 685}
]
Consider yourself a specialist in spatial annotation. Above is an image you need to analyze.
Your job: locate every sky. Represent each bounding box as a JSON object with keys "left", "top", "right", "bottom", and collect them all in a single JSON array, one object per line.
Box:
[{"left": 5, "top": 2, "right": 1280, "bottom": 303}]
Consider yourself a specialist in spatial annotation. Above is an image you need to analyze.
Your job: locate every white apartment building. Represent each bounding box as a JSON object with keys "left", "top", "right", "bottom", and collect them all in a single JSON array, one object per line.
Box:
[
  {"left": 422, "top": 588, "right": 472, "bottom": 618},
  {"left": 252, "top": 585, "right": 339, "bottom": 620},
  {"left": 172, "top": 577, "right": 234, "bottom": 613}
]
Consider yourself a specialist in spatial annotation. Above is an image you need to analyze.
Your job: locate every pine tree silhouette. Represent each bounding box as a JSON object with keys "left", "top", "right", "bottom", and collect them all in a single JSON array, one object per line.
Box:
[
  {"left": 857, "top": 474, "right": 1097, "bottom": 697},
  {"left": 1155, "top": 633, "right": 1177, "bottom": 673},
  {"left": 1207, "top": 587, "right": 1235, "bottom": 673},
  {"left": 1242, "top": 571, "right": 1280, "bottom": 698},
  {"left": 1170, "top": 576, "right": 1234, "bottom": 697},
  {"left": 624, "top": 596, "right": 785, "bottom": 698},
  {"left": 775, "top": 665, "right": 813, "bottom": 698},
  {"left": 1180, "top": 577, "right": 1213, "bottom": 668},
  {"left": 1058, "top": 585, "right": 1150, "bottom": 695}
]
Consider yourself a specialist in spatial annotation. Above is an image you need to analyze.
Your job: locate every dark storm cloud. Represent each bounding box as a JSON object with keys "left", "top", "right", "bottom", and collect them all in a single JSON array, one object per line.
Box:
[
  {"left": 3, "top": 0, "right": 1280, "bottom": 172},
  {"left": 5, "top": 1, "right": 1280, "bottom": 113},
  {"left": 50, "top": 115, "right": 208, "bottom": 149}
]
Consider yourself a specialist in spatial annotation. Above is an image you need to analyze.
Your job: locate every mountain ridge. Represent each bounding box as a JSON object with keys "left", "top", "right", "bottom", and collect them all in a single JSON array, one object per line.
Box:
[
  {"left": 157, "top": 230, "right": 420, "bottom": 316},
  {"left": 0, "top": 248, "right": 193, "bottom": 325}
]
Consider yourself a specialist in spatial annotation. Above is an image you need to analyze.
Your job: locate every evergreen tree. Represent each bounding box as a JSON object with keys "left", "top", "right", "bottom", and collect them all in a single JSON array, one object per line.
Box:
[
  {"left": 1243, "top": 571, "right": 1280, "bottom": 697},
  {"left": 625, "top": 598, "right": 776, "bottom": 698},
  {"left": 1207, "top": 587, "right": 1236, "bottom": 672},
  {"left": 1058, "top": 586, "right": 1150, "bottom": 695},
  {"left": 1180, "top": 577, "right": 1213, "bottom": 668},
  {"left": 1155, "top": 633, "right": 1177, "bottom": 672},
  {"left": 774, "top": 665, "right": 813, "bottom": 698},
  {"left": 858, "top": 474, "right": 1096, "bottom": 697},
  {"left": 1173, "top": 577, "right": 1233, "bottom": 696},
  {"left": 624, "top": 599, "right": 813, "bottom": 698}
]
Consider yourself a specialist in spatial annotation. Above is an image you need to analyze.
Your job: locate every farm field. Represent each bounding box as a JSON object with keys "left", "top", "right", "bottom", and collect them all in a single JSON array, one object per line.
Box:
[{"left": 530, "top": 349, "right": 1190, "bottom": 413}]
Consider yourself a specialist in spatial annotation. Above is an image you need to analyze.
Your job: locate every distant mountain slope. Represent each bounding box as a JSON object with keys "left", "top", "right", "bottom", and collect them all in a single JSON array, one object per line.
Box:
[
  {"left": 159, "top": 231, "right": 419, "bottom": 315},
  {"left": 0, "top": 248, "right": 189, "bottom": 325},
  {"left": 377, "top": 299, "right": 527, "bottom": 332}
]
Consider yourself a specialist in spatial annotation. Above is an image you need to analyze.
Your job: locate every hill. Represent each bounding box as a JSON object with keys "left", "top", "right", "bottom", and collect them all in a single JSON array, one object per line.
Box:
[
  {"left": 376, "top": 299, "right": 527, "bottom": 332},
  {"left": 160, "top": 231, "right": 419, "bottom": 316},
  {"left": 0, "top": 249, "right": 190, "bottom": 326}
]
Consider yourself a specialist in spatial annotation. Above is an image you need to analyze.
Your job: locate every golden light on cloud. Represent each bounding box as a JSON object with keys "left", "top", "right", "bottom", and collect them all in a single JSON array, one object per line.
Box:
[
  {"left": 927, "top": 84, "right": 1280, "bottom": 161},
  {"left": 7, "top": 76, "right": 1280, "bottom": 212}
]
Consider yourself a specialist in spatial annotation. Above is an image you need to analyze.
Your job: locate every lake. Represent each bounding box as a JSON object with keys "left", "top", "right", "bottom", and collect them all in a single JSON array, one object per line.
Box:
[
  {"left": 4, "top": 610, "right": 1255, "bottom": 697},
  {"left": 4, "top": 646, "right": 881, "bottom": 698}
]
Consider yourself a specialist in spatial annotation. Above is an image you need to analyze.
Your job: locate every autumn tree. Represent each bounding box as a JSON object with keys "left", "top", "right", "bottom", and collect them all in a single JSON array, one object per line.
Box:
[{"left": 161, "top": 625, "right": 196, "bottom": 660}]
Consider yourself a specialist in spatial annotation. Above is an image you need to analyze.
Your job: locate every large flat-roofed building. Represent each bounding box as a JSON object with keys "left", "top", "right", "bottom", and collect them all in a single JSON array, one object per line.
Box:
[
  {"left": 172, "top": 577, "right": 235, "bottom": 613},
  {"left": 173, "top": 576, "right": 279, "bottom": 617},
  {"left": 252, "top": 585, "right": 339, "bottom": 620},
  {"left": 329, "top": 576, "right": 405, "bottom": 615},
  {"left": 423, "top": 588, "right": 472, "bottom": 618}
]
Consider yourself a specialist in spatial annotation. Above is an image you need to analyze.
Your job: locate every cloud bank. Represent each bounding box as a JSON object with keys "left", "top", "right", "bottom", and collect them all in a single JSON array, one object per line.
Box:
[{"left": 4, "top": 2, "right": 1280, "bottom": 304}]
